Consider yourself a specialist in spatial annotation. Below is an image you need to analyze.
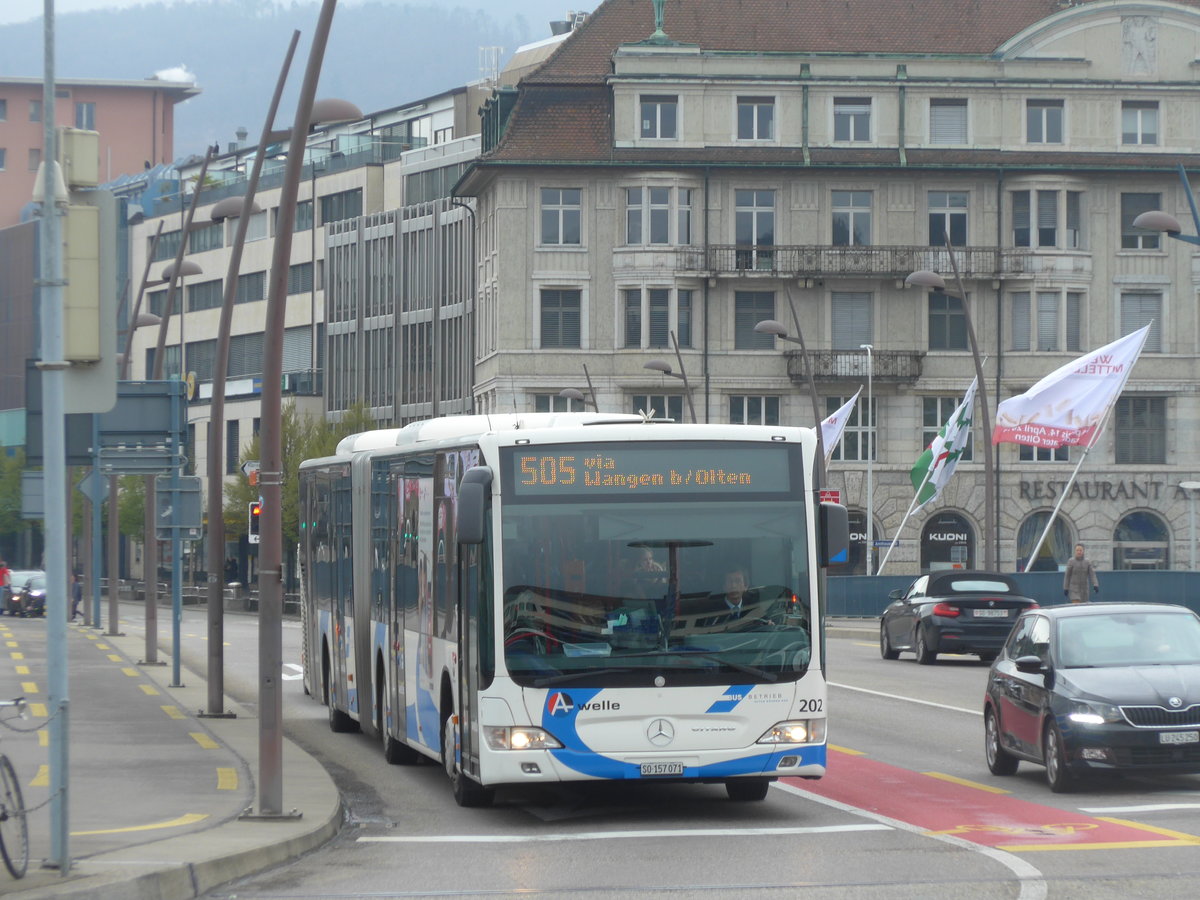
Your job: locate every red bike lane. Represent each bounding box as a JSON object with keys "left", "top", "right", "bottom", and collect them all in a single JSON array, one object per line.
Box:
[{"left": 784, "top": 750, "right": 1200, "bottom": 852}]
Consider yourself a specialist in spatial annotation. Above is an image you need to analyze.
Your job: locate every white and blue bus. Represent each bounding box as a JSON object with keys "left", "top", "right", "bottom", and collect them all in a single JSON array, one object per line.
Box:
[{"left": 299, "top": 413, "right": 848, "bottom": 806}]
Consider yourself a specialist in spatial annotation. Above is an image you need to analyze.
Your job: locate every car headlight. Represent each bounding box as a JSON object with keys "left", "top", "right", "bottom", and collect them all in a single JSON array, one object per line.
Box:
[
  {"left": 483, "top": 726, "right": 563, "bottom": 751},
  {"left": 757, "top": 719, "right": 826, "bottom": 744},
  {"left": 1067, "top": 701, "right": 1123, "bottom": 726}
]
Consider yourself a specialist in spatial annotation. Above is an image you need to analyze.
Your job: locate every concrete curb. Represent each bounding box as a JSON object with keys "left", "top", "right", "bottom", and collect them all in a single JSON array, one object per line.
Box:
[{"left": 6, "top": 627, "right": 342, "bottom": 900}]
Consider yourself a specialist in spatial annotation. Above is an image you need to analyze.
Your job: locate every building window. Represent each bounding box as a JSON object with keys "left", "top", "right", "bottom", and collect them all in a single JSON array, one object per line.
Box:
[
  {"left": 152, "top": 230, "right": 182, "bottom": 262},
  {"left": 929, "top": 98, "right": 967, "bottom": 143},
  {"left": 625, "top": 186, "right": 691, "bottom": 245},
  {"left": 1122, "top": 101, "right": 1158, "bottom": 145},
  {"left": 928, "top": 191, "right": 967, "bottom": 246},
  {"left": 1011, "top": 290, "right": 1083, "bottom": 352},
  {"left": 236, "top": 271, "right": 265, "bottom": 304},
  {"left": 319, "top": 189, "right": 362, "bottom": 225},
  {"left": 737, "top": 96, "right": 774, "bottom": 140},
  {"left": 147, "top": 288, "right": 167, "bottom": 318},
  {"left": 832, "top": 190, "right": 871, "bottom": 246},
  {"left": 225, "top": 420, "right": 240, "bottom": 476},
  {"left": 187, "top": 279, "right": 223, "bottom": 312},
  {"left": 0, "top": 99, "right": 6, "bottom": 121},
  {"left": 29, "top": 99, "right": 41, "bottom": 123},
  {"left": 922, "top": 396, "right": 973, "bottom": 461},
  {"left": 734, "top": 189, "right": 774, "bottom": 269},
  {"left": 1020, "top": 444, "right": 1069, "bottom": 463},
  {"left": 1115, "top": 396, "right": 1166, "bottom": 464},
  {"left": 540, "top": 187, "right": 582, "bottom": 246},
  {"left": 833, "top": 97, "right": 871, "bottom": 142},
  {"left": 1120, "top": 292, "right": 1161, "bottom": 352},
  {"left": 1026, "top": 99, "right": 1064, "bottom": 144},
  {"left": 75, "top": 101, "right": 95, "bottom": 130},
  {"left": 188, "top": 221, "right": 223, "bottom": 253},
  {"left": 534, "top": 393, "right": 585, "bottom": 412},
  {"left": 623, "top": 288, "right": 691, "bottom": 349},
  {"left": 1012, "top": 190, "right": 1081, "bottom": 249},
  {"left": 288, "top": 262, "right": 314, "bottom": 295},
  {"left": 434, "top": 126, "right": 453, "bottom": 144},
  {"left": 294, "top": 199, "right": 313, "bottom": 232},
  {"left": 540, "top": 288, "right": 581, "bottom": 348},
  {"left": 1121, "top": 192, "right": 1161, "bottom": 250},
  {"left": 28, "top": 148, "right": 40, "bottom": 171},
  {"left": 632, "top": 393, "right": 683, "bottom": 421},
  {"left": 828, "top": 394, "right": 875, "bottom": 462},
  {"left": 730, "top": 396, "right": 780, "bottom": 426},
  {"left": 245, "top": 210, "right": 268, "bottom": 242},
  {"left": 0, "top": 148, "right": 5, "bottom": 171},
  {"left": 734, "top": 291, "right": 775, "bottom": 349},
  {"left": 831, "top": 291, "right": 872, "bottom": 350},
  {"left": 639, "top": 94, "right": 677, "bottom": 139},
  {"left": 928, "top": 292, "right": 967, "bottom": 351}
]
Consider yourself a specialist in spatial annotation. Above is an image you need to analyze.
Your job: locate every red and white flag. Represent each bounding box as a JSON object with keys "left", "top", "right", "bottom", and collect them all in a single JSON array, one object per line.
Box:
[
  {"left": 992, "top": 324, "right": 1151, "bottom": 449},
  {"left": 821, "top": 387, "right": 861, "bottom": 463}
]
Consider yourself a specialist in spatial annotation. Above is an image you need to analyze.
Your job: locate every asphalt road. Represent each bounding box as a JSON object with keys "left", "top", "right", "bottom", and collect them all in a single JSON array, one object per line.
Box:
[{"left": 126, "top": 609, "right": 1200, "bottom": 899}]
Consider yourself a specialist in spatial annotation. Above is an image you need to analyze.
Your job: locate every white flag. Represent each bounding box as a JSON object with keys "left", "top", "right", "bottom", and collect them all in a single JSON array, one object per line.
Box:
[
  {"left": 911, "top": 379, "right": 977, "bottom": 509},
  {"left": 992, "top": 324, "right": 1151, "bottom": 449},
  {"left": 820, "top": 388, "right": 862, "bottom": 463}
]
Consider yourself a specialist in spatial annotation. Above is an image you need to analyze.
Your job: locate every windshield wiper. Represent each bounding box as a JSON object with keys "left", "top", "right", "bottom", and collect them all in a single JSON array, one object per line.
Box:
[
  {"left": 532, "top": 667, "right": 641, "bottom": 688},
  {"left": 617, "top": 649, "right": 778, "bottom": 682}
]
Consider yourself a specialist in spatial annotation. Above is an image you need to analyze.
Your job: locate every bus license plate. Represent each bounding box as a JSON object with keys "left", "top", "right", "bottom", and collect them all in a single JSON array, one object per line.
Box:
[
  {"left": 973, "top": 609, "right": 1009, "bottom": 618},
  {"left": 641, "top": 762, "right": 684, "bottom": 776},
  {"left": 1160, "top": 731, "right": 1199, "bottom": 745}
]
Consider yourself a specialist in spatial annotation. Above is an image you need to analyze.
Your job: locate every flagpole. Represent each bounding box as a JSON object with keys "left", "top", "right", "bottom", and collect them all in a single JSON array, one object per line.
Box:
[{"left": 878, "top": 469, "right": 933, "bottom": 575}]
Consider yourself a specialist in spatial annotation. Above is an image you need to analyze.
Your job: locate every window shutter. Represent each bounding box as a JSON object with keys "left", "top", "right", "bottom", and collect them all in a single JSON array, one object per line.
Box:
[
  {"left": 1010, "top": 292, "right": 1030, "bottom": 351},
  {"left": 929, "top": 100, "right": 966, "bottom": 142},
  {"left": 1036, "top": 291, "right": 1058, "bottom": 351},
  {"left": 831, "top": 292, "right": 872, "bottom": 349},
  {"left": 1121, "top": 293, "right": 1161, "bottom": 352},
  {"left": 282, "top": 326, "right": 313, "bottom": 371},
  {"left": 1066, "top": 292, "right": 1082, "bottom": 351}
]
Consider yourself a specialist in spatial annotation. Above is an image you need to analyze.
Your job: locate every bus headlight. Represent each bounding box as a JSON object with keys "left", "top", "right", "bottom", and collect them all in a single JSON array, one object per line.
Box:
[
  {"left": 757, "top": 719, "right": 826, "bottom": 745},
  {"left": 483, "top": 726, "right": 563, "bottom": 751}
]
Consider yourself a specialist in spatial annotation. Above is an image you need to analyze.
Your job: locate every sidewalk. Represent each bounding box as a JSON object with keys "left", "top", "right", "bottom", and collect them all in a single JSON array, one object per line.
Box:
[{"left": 1, "top": 611, "right": 341, "bottom": 900}]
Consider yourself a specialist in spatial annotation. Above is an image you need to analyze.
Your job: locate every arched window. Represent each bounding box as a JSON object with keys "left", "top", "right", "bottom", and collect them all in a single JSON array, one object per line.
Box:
[
  {"left": 1016, "top": 511, "right": 1073, "bottom": 572},
  {"left": 1113, "top": 511, "right": 1169, "bottom": 570},
  {"left": 921, "top": 512, "right": 974, "bottom": 572}
]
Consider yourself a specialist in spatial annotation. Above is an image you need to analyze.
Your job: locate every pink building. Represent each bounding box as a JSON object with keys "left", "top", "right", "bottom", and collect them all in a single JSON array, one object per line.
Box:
[{"left": 0, "top": 76, "right": 199, "bottom": 226}]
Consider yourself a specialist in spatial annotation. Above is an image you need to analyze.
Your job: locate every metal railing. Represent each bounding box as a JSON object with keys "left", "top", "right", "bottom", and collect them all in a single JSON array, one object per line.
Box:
[
  {"left": 678, "top": 245, "right": 1032, "bottom": 279},
  {"left": 785, "top": 348, "right": 924, "bottom": 382}
]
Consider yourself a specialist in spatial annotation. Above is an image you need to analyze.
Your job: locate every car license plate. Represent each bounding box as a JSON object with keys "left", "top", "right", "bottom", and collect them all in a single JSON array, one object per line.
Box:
[
  {"left": 1159, "top": 731, "right": 1200, "bottom": 745},
  {"left": 973, "top": 609, "right": 1009, "bottom": 618},
  {"left": 640, "top": 762, "right": 684, "bottom": 776}
]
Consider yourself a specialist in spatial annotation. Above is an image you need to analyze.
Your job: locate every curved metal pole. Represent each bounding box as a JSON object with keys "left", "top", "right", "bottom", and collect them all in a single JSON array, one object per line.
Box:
[
  {"left": 204, "top": 30, "right": 301, "bottom": 719},
  {"left": 783, "top": 287, "right": 825, "bottom": 477}
]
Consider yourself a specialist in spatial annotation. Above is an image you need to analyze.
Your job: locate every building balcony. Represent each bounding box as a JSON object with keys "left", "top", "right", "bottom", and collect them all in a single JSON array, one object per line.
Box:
[
  {"left": 677, "top": 245, "right": 1033, "bottom": 280},
  {"left": 783, "top": 348, "right": 923, "bottom": 382}
]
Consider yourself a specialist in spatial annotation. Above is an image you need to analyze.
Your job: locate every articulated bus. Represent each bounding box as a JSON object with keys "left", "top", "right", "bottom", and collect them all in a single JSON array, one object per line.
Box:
[{"left": 298, "top": 413, "right": 848, "bottom": 806}]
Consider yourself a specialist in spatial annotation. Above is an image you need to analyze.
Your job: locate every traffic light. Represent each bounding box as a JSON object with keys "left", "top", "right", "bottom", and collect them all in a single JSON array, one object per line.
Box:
[{"left": 248, "top": 501, "right": 262, "bottom": 544}]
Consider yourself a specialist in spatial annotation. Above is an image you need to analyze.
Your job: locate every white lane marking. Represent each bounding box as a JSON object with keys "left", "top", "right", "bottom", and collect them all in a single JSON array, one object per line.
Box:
[
  {"left": 774, "top": 782, "right": 1047, "bottom": 900},
  {"left": 1080, "top": 803, "right": 1200, "bottom": 814},
  {"left": 359, "top": 824, "right": 891, "bottom": 843},
  {"left": 829, "top": 681, "right": 982, "bottom": 717},
  {"left": 282, "top": 663, "right": 303, "bottom": 681}
]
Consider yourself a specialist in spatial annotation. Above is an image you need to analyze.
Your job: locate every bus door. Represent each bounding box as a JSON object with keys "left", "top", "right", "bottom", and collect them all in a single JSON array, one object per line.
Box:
[
  {"left": 331, "top": 470, "right": 355, "bottom": 714},
  {"left": 451, "top": 449, "right": 485, "bottom": 781}
]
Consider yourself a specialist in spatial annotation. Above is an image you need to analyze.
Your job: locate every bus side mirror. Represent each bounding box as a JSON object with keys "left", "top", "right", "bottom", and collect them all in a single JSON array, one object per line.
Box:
[
  {"left": 819, "top": 501, "right": 849, "bottom": 568},
  {"left": 457, "top": 466, "right": 494, "bottom": 545}
]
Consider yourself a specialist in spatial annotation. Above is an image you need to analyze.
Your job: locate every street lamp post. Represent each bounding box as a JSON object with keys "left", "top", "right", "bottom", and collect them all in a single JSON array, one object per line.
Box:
[
  {"left": 558, "top": 388, "right": 596, "bottom": 410},
  {"left": 861, "top": 343, "right": 874, "bottom": 575},
  {"left": 753, "top": 308, "right": 825, "bottom": 473},
  {"left": 906, "top": 247, "right": 996, "bottom": 572},
  {"left": 644, "top": 332, "right": 696, "bottom": 422}
]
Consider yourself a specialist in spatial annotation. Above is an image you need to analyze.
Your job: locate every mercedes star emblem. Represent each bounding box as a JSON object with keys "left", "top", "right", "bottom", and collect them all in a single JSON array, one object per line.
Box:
[{"left": 647, "top": 718, "right": 675, "bottom": 746}]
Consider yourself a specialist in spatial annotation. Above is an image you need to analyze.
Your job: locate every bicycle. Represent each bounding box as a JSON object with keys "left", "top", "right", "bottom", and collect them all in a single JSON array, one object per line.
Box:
[{"left": 0, "top": 698, "right": 28, "bottom": 879}]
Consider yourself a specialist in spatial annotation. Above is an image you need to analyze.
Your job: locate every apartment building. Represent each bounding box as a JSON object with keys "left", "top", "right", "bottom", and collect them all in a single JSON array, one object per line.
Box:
[{"left": 455, "top": 0, "right": 1200, "bottom": 574}]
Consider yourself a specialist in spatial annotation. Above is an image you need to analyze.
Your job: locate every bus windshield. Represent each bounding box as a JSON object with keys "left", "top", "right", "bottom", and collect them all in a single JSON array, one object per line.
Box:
[{"left": 498, "top": 442, "right": 811, "bottom": 688}]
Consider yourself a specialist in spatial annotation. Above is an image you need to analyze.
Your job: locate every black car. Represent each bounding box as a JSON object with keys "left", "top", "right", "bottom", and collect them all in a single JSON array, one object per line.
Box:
[
  {"left": 4, "top": 570, "right": 43, "bottom": 616},
  {"left": 17, "top": 574, "right": 46, "bottom": 618},
  {"left": 984, "top": 603, "right": 1200, "bottom": 792},
  {"left": 880, "top": 570, "right": 1039, "bottom": 664}
]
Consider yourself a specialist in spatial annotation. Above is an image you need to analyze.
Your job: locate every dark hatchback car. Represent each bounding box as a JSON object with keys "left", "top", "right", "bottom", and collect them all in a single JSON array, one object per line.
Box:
[
  {"left": 17, "top": 574, "right": 46, "bottom": 618},
  {"left": 984, "top": 603, "right": 1200, "bottom": 792},
  {"left": 880, "top": 571, "right": 1038, "bottom": 665}
]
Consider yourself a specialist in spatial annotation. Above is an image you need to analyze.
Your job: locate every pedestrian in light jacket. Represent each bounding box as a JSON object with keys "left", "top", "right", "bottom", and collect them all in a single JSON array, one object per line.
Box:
[{"left": 1063, "top": 543, "right": 1099, "bottom": 603}]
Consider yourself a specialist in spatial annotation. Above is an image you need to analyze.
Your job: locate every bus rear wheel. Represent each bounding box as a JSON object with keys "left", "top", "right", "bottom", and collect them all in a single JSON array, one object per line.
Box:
[
  {"left": 442, "top": 711, "right": 493, "bottom": 808},
  {"left": 725, "top": 778, "right": 771, "bottom": 801}
]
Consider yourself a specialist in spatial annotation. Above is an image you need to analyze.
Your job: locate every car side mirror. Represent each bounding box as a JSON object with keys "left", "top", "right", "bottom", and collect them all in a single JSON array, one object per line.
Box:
[
  {"left": 1013, "top": 654, "right": 1048, "bottom": 675},
  {"left": 888, "top": 589, "right": 903, "bottom": 601}
]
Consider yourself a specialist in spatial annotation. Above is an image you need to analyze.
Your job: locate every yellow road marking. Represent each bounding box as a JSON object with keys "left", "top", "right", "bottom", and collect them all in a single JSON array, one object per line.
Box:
[
  {"left": 121, "top": 667, "right": 139, "bottom": 677},
  {"left": 71, "top": 813, "right": 208, "bottom": 836},
  {"left": 8, "top": 652, "right": 21, "bottom": 660},
  {"left": 217, "top": 768, "right": 238, "bottom": 790},
  {"left": 190, "top": 732, "right": 219, "bottom": 750},
  {"left": 162, "top": 705, "right": 185, "bottom": 720},
  {"left": 108, "top": 654, "right": 122, "bottom": 662},
  {"left": 96, "top": 643, "right": 109, "bottom": 650},
  {"left": 140, "top": 684, "right": 159, "bottom": 696},
  {"left": 1097, "top": 817, "right": 1200, "bottom": 843},
  {"left": 852, "top": 641, "right": 877, "bottom": 648},
  {"left": 37, "top": 730, "right": 47, "bottom": 747},
  {"left": 14, "top": 665, "right": 28, "bottom": 675},
  {"left": 30, "top": 703, "right": 47, "bottom": 717},
  {"left": 86, "top": 634, "right": 98, "bottom": 640},
  {"left": 829, "top": 744, "right": 866, "bottom": 756},
  {"left": 923, "top": 771, "right": 1010, "bottom": 794},
  {"left": 1003, "top": 839, "right": 1200, "bottom": 851},
  {"left": 32, "top": 764, "right": 49, "bottom": 787},
  {"left": 6, "top": 641, "right": 17, "bottom": 648},
  {"left": 21, "top": 682, "right": 37, "bottom": 694}
]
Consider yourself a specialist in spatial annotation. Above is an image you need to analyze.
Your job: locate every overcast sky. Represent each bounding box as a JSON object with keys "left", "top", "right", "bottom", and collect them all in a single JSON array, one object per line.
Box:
[{"left": 0, "top": 0, "right": 578, "bottom": 28}]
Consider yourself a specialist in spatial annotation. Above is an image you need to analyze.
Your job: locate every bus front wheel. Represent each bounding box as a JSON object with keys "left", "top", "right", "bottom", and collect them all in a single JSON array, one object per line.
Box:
[
  {"left": 442, "top": 711, "right": 493, "bottom": 808},
  {"left": 725, "top": 778, "right": 771, "bottom": 801}
]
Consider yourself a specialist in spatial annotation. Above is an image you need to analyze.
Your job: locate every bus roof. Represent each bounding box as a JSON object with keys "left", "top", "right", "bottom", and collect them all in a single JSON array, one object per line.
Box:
[{"left": 333, "top": 413, "right": 647, "bottom": 455}]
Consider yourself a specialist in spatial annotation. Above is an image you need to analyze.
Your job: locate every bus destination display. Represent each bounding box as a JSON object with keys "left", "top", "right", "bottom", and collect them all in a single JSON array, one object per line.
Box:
[{"left": 508, "top": 445, "right": 795, "bottom": 497}]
